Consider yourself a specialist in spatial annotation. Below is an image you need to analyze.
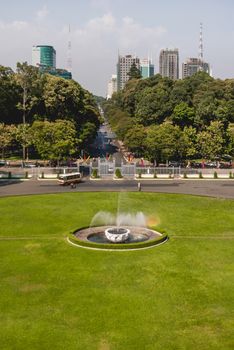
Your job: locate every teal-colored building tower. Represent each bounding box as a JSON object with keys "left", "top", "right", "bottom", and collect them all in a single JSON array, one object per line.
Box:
[
  {"left": 32, "top": 45, "right": 72, "bottom": 79},
  {"left": 140, "top": 58, "right": 154, "bottom": 79},
  {"left": 32, "top": 45, "right": 56, "bottom": 69}
]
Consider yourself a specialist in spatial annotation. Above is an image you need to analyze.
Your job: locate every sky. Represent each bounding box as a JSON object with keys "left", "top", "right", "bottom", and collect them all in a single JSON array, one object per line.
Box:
[{"left": 0, "top": 0, "right": 234, "bottom": 96}]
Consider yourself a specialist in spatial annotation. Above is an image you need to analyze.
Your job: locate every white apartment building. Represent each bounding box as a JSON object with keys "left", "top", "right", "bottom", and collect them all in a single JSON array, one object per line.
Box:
[{"left": 107, "top": 75, "right": 118, "bottom": 99}]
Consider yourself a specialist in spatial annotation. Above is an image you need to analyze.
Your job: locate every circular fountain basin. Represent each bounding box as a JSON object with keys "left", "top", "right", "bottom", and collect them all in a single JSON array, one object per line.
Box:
[
  {"left": 105, "top": 227, "right": 130, "bottom": 243},
  {"left": 73, "top": 226, "right": 163, "bottom": 244},
  {"left": 69, "top": 225, "right": 168, "bottom": 250}
]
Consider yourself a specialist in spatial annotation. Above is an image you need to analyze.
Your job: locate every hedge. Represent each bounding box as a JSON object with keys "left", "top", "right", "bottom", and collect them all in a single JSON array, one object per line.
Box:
[{"left": 67, "top": 231, "right": 168, "bottom": 250}]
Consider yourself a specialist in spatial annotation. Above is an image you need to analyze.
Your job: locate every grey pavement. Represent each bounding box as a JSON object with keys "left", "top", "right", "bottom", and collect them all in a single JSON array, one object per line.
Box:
[{"left": 0, "top": 178, "right": 234, "bottom": 199}]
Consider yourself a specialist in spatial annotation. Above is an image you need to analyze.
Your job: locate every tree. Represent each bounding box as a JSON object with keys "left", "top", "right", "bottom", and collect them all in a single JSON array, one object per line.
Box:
[
  {"left": 171, "top": 102, "right": 195, "bottom": 128},
  {"left": 127, "top": 63, "right": 142, "bottom": 80},
  {"left": 197, "top": 121, "right": 226, "bottom": 159},
  {"left": 42, "top": 74, "right": 101, "bottom": 132},
  {"left": 124, "top": 125, "right": 146, "bottom": 156},
  {"left": 15, "top": 62, "right": 42, "bottom": 126},
  {"left": 135, "top": 86, "right": 171, "bottom": 125},
  {"left": 15, "top": 124, "right": 33, "bottom": 160},
  {"left": 79, "top": 122, "right": 97, "bottom": 149},
  {"left": 146, "top": 123, "right": 185, "bottom": 162},
  {"left": 0, "top": 123, "right": 15, "bottom": 158},
  {"left": 182, "top": 126, "right": 198, "bottom": 159},
  {"left": 32, "top": 120, "right": 78, "bottom": 163},
  {"left": 0, "top": 66, "right": 20, "bottom": 124}
]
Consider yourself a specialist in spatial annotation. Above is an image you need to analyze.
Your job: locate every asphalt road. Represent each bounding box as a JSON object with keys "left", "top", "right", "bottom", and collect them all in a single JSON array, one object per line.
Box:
[{"left": 0, "top": 178, "right": 234, "bottom": 198}]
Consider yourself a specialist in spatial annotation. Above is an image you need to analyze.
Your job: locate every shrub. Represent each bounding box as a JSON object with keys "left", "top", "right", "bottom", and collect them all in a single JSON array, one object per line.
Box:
[
  {"left": 68, "top": 232, "right": 168, "bottom": 250},
  {"left": 183, "top": 172, "right": 187, "bottom": 178},
  {"left": 25, "top": 171, "right": 28, "bottom": 179},
  {"left": 229, "top": 171, "right": 233, "bottom": 179},
  {"left": 153, "top": 171, "right": 157, "bottom": 178},
  {"left": 169, "top": 170, "right": 173, "bottom": 178},
  {"left": 8, "top": 171, "right": 11, "bottom": 179},
  {"left": 199, "top": 171, "right": 203, "bottom": 179},
  {"left": 213, "top": 171, "right": 218, "bottom": 179},
  {"left": 91, "top": 169, "right": 99, "bottom": 178},
  {"left": 41, "top": 171, "right": 44, "bottom": 179},
  {"left": 115, "top": 168, "right": 122, "bottom": 178}
]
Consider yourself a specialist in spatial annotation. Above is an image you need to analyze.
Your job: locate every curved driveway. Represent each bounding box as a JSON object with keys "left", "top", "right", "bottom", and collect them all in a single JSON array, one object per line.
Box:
[{"left": 0, "top": 178, "right": 234, "bottom": 199}]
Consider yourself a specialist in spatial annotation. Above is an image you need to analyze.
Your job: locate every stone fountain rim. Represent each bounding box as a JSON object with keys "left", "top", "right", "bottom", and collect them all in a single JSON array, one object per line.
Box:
[{"left": 73, "top": 225, "right": 162, "bottom": 242}]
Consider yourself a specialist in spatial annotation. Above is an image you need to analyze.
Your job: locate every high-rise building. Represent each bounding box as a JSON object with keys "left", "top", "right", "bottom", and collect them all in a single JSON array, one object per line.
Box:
[
  {"left": 140, "top": 58, "right": 154, "bottom": 79},
  {"left": 117, "top": 54, "right": 140, "bottom": 91},
  {"left": 32, "top": 45, "right": 56, "bottom": 69},
  {"left": 107, "top": 75, "right": 117, "bottom": 99},
  {"left": 159, "top": 49, "right": 179, "bottom": 80},
  {"left": 32, "top": 45, "right": 72, "bottom": 79},
  {"left": 182, "top": 58, "right": 210, "bottom": 78}
]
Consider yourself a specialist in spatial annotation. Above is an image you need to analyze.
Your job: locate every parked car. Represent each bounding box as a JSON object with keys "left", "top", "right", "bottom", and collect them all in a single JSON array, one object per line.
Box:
[
  {"left": 190, "top": 162, "right": 202, "bottom": 168},
  {"left": 204, "top": 161, "right": 217, "bottom": 168},
  {"left": 22, "top": 162, "right": 37, "bottom": 168},
  {"left": 219, "top": 162, "right": 232, "bottom": 169},
  {"left": 168, "top": 161, "right": 185, "bottom": 167}
]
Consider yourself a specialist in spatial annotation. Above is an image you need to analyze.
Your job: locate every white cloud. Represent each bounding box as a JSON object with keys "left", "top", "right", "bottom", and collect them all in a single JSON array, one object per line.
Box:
[
  {"left": 0, "top": 20, "right": 28, "bottom": 30},
  {"left": 36, "top": 5, "right": 49, "bottom": 21},
  {"left": 118, "top": 16, "right": 166, "bottom": 51},
  {"left": 0, "top": 12, "right": 166, "bottom": 95},
  {"left": 87, "top": 13, "right": 116, "bottom": 30},
  {"left": 72, "top": 13, "right": 166, "bottom": 53}
]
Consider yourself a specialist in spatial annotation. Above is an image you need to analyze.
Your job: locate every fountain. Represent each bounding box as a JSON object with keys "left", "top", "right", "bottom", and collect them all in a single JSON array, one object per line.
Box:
[
  {"left": 69, "top": 211, "right": 167, "bottom": 249},
  {"left": 68, "top": 193, "right": 168, "bottom": 250}
]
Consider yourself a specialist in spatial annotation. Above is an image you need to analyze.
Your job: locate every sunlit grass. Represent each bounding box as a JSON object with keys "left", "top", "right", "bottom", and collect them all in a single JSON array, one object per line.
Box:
[{"left": 0, "top": 193, "right": 233, "bottom": 349}]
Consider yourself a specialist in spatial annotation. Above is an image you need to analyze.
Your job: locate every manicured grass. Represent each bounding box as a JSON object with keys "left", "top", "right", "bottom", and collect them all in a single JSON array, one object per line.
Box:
[{"left": 0, "top": 193, "right": 234, "bottom": 349}]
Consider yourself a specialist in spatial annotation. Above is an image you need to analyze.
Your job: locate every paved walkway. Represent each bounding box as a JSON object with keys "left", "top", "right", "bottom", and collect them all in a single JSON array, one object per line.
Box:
[{"left": 0, "top": 178, "right": 234, "bottom": 199}]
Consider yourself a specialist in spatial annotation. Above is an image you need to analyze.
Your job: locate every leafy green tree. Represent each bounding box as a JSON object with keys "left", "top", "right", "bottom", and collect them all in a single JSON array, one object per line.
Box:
[
  {"left": 79, "top": 122, "right": 97, "bottom": 149},
  {"left": 0, "top": 66, "right": 20, "bottom": 124},
  {"left": 0, "top": 123, "right": 16, "bottom": 158},
  {"left": 32, "top": 120, "right": 78, "bottom": 163},
  {"left": 197, "top": 121, "right": 226, "bottom": 159},
  {"left": 169, "top": 80, "right": 192, "bottom": 107},
  {"left": 121, "top": 79, "right": 139, "bottom": 115},
  {"left": 15, "top": 62, "right": 42, "bottom": 125},
  {"left": 114, "top": 116, "right": 133, "bottom": 141},
  {"left": 42, "top": 74, "right": 100, "bottom": 131},
  {"left": 171, "top": 102, "right": 195, "bottom": 128},
  {"left": 135, "top": 86, "right": 171, "bottom": 125},
  {"left": 127, "top": 63, "right": 142, "bottom": 80},
  {"left": 182, "top": 126, "right": 198, "bottom": 159},
  {"left": 103, "top": 106, "right": 132, "bottom": 141},
  {"left": 15, "top": 124, "right": 33, "bottom": 160},
  {"left": 146, "top": 123, "right": 185, "bottom": 162},
  {"left": 124, "top": 125, "right": 146, "bottom": 156}
]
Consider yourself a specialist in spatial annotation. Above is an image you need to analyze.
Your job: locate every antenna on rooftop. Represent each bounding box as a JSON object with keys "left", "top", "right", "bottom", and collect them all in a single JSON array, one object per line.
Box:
[
  {"left": 199, "top": 22, "right": 204, "bottom": 61},
  {"left": 67, "top": 24, "right": 72, "bottom": 73}
]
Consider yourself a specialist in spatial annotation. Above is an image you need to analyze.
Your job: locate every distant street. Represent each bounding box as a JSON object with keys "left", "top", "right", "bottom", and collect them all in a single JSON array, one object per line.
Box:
[
  {"left": 0, "top": 178, "right": 234, "bottom": 199},
  {"left": 90, "top": 121, "right": 126, "bottom": 166}
]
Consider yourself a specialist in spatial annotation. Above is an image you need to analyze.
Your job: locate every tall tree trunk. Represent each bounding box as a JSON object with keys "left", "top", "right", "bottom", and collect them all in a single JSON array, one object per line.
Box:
[
  {"left": 22, "top": 88, "right": 26, "bottom": 159},
  {"left": 22, "top": 146, "right": 26, "bottom": 160}
]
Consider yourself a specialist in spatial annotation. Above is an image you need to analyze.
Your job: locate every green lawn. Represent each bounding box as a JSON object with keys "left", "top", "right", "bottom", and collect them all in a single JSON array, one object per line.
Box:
[{"left": 0, "top": 192, "right": 233, "bottom": 350}]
